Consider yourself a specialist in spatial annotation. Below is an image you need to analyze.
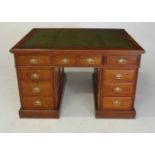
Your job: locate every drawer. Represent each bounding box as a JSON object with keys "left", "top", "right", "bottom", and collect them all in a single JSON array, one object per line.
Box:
[
  {"left": 103, "top": 69, "right": 136, "bottom": 82},
  {"left": 106, "top": 56, "right": 139, "bottom": 65},
  {"left": 20, "top": 82, "right": 53, "bottom": 97},
  {"left": 102, "top": 82, "right": 134, "bottom": 97},
  {"left": 101, "top": 97, "right": 133, "bottom": 110},
  {"left": 16, "top": 55, "right": 51, "bottom": 66},
  {"left": 53, "top": 56, "right": 76, "bottom": 65},
  {"left": 19, "top": 68, "right": 53, "bottom": 81},
  {"left": 77, "top": 56, "right": 102, "bottom": 65},
  {"left": 22, "top": 97, "right": 54, "bottom": 110}
]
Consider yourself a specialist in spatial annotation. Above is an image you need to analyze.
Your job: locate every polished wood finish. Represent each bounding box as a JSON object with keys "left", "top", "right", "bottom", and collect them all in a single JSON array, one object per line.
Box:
[
  {"left": 106, "top": 56, "right": 139, "bottom": 65},
  {"left": 19, "top": 73, "right": 66, "bottom": 118},
  {"left": 77, "top": 56, "right": 102, "bottom": 65},
  {"left": 103, "top": 69, "right": 136, "bottom": 82},
  {"left": 10, "top": 28, "right": 144, "bottom": 119},
  {"left": 96, "top": 109, "right": 136, "bottom": 118},
  {"left": 53, "top": 55, "right": 76, "bottom": 66},
  {"left": 19, "top": 109, "right": 59, "bottom": 118},
  {"left": 19, "top": 68, "right": 53, "bottom": 81},
  {"left": 22, "top": 97, "right": 54, "bottom": 110},
  {"left": 102, "top": 82, "right": 134, "bottom": 97},
  {"left": 93, "top": 72, "right": 136, "bottom": 118},
  {"left": 101, "top": 97, "right": 133, "bottom": 110},
  {"left": 16, "top": 55, "right": 51, "bottom": 66},
  {"left": 20, "top": 82, "right": 54, "bottom": 97}
]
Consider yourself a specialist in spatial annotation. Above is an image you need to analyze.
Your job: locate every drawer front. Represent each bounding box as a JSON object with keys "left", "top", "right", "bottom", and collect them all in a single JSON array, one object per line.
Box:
[
  {"left": 21, "top": 82, "right": 53, "bottom": 96},
  {"left": 102, "top": 82, "right": 134, "bottom": 97},
  {"left": 16, "top": 56, "right": 51, "bottom": 66},
  {"left": 104, "top": 70, "right": 136, "bottom": 82},
  {"left": 19, "top": 69, "right": 53, "bottom": 81},
  {"left": 22, "top": 97, "right": 54, "bottom": 110},
  {"left": 53, "top": 56, "right": 76, "bottom": 65},
  {"left": 101, "top": 97, "right": 133, "bottom": 110},
  {"left": 77, "top": 56, "right": 102, "bottom": 65},
  {"left": 106, "top": 56, "right": 138, "bottom": 65}
]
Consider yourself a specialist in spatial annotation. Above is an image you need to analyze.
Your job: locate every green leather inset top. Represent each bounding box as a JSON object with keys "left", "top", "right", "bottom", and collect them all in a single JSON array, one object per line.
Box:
[{"left": 18, "top": 29, "right": 138, "bottom": 49}]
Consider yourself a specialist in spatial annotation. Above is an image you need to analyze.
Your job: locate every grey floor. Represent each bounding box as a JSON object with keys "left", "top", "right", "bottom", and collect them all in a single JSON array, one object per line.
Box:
[{"left": 0, "top": 67, "right": 155, "bottom": 133}]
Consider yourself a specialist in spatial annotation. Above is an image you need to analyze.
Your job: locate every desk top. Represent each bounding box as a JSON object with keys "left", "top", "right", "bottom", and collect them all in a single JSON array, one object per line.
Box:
[{"left": 11, "top": 28, "right": 144, "bottom": 53}]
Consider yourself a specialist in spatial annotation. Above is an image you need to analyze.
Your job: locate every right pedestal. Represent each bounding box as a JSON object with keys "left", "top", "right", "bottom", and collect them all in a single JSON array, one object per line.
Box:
[{"left": 93, "top": 65, "right": 138, "bottom": 119}]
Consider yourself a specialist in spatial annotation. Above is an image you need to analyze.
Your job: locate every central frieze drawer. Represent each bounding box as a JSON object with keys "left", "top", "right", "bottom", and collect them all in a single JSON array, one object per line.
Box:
[
  {"left": 77, "top": 56, "right": 102, "bottom": 65},
  {"left": 53, "top": 56, "right": 102, "bottom": 66},
  {"left": 20, "top": 82, "right": 53, "bottom": 96},
  {"left": 53, "top": 56, "right": 76, "bottom": 65}
]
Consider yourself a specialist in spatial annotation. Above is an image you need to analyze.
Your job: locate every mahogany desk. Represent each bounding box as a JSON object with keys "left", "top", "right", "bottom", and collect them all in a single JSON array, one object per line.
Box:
[{"left": 10, "top": 28, "right": 145, "bottom": 118}]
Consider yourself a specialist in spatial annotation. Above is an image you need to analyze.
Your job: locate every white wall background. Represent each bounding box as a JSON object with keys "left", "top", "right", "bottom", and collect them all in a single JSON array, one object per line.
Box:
[{"left": 0, "top": 22, "right": 155, "bottom": 132}]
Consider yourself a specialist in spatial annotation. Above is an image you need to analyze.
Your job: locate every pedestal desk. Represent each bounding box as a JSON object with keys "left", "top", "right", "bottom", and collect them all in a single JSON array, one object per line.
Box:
[{"left": 10, "top": 28, "right": 145, "bottom": 118}]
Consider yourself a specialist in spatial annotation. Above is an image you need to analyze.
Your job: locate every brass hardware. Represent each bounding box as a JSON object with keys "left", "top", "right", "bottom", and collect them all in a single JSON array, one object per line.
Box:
[
  {"left": 32, "top": 87, "right": 41, "bottom": 93},
  {"left": 115, "top": 74, "right": 123, "bottom": 80},
  {"left": 31, "top": 73, "right": 40, "bottom": 80},
  {"left": 61, "top": 58, "right": 69, "bottom": 64},
  {"left": 29, "top": 58, "right": 38, "bottom": 64},
  {"left": 117, "top": 58, "right": 127, "bottom": 64},
  {"left": 34, "top": 100, "right": 42, "bottom": 106},
  {"left": 114, "top": 87, "right": 122, "bottom": 93},
  {"left": 86, "top": 58, "right": 94, "bottom": 64},
  {"left": 113, "top": 100, "right": 121, "bottom": 106}
]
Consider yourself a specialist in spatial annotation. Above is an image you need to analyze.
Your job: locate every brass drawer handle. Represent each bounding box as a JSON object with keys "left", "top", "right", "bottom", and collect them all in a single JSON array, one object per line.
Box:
[
  {"left": 114, "top": 87, "right": 122, "bottom": 93},
  {"left": 115, "top": 74, "right": 123, "bottom": 80},
  {"left": 31, "top": 73, "right": 40, "bottom": 80},
  {"left": 29, "top": 58, "right": 38, "bottom": 64},
  {"left": 61, "top": 58, "right": 69, "bottom": 64},
  {"left": 113, "top": 101, "right": 121, "bottom": 106},
  {"left": 117, "top": 58, "right": 127, "bottom": 64},
  {"left": 86, "top": 58, "right": 95, "bottom": 64},
  {"left": 34, "top": 100, "right": 42, "bottom": 106},
  {"left": 32, "top": 87, "right": 41, "bottom": 93}
]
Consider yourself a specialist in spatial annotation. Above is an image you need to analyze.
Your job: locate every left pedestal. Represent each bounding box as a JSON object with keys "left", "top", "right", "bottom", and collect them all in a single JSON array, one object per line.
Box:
[{"left": 15, "top": 55, "right": 65, "bottom": 118}]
